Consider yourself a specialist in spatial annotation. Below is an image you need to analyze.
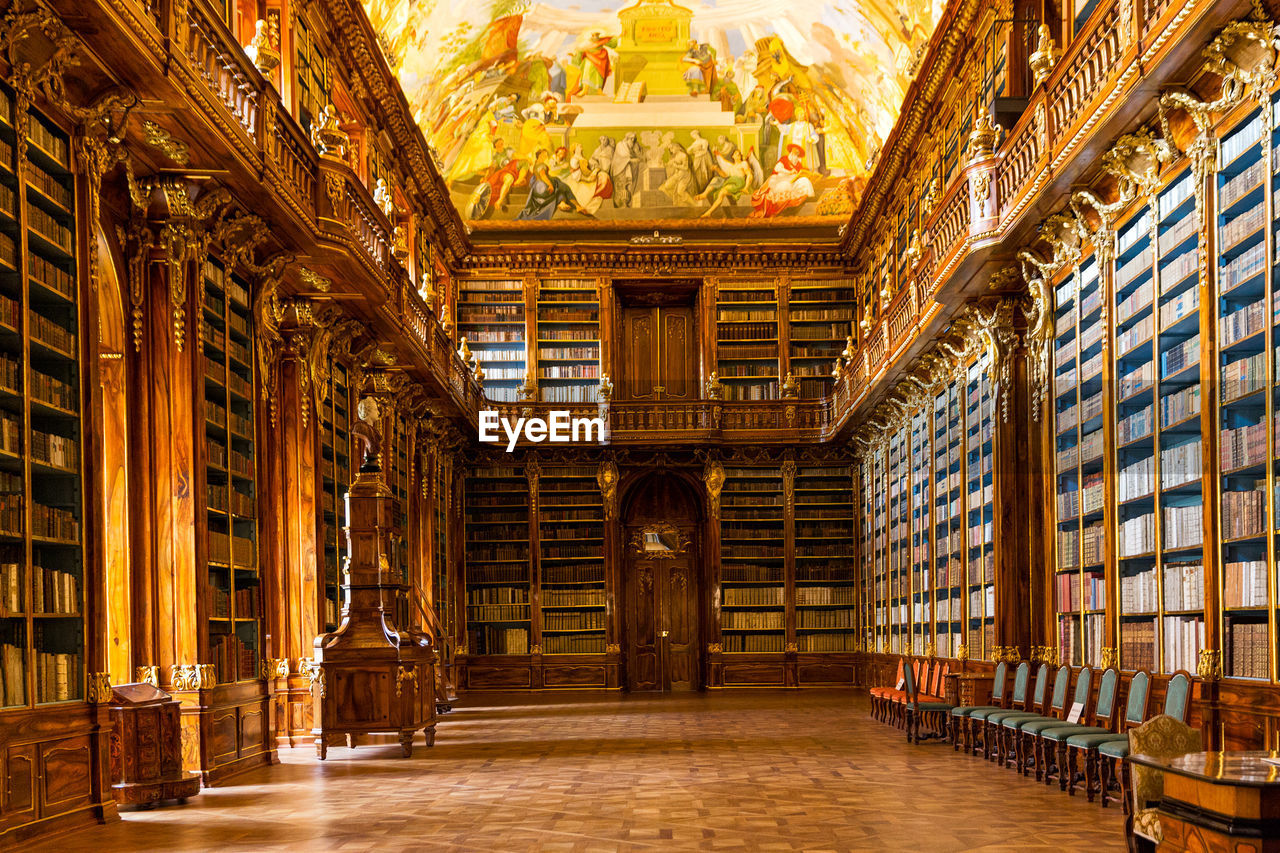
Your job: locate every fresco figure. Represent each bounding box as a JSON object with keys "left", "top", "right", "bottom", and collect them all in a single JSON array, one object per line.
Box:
[
  {"left": 611, "top": 132, "right": 642, "bottom": 207},
  {"left": 681, "top": 40, "right": 716, "bottom": 96},
  {"left": 739, "top": 85, "right": 768, "bottom": 123},
  {"left": 567, "top": 32, "right": 619, "bottom": 99},
  {"left": 750, "top": 143, "right": 815, "bottom": 217},
  {"left": 688, "top": 130, "right": 713, "bottom": 194},
  {"left": 565, "top": 156, "right": 614, "bottom": 214},
  {"left": 697, "top": 149, "right": 760, "bottom": 218},
  {"left": 659, "top": 142, "right": 696, "bottom": 207},
  {"left": 783, "top": 106, "right": 823, "bottom": 174},
  {"left": 589, "top": 136, "right": 616, "bottom": 176},
  {"left": 518, "top": 149, "right": 585, "bottom": 220}
]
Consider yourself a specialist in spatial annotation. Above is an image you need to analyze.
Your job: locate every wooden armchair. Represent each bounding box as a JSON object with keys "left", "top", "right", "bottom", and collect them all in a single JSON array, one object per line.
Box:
[
  {"left": 1032, "top": 666, "right": 1092, "bottom": 784},
  {"left": 985, "top": 662, "right": 1050, "bottom": 767},
  {"left": 1101, "top": 671, "right": 1193, "bottom": 807},
  {"left": 972, "top": 661, "right": 1031, "bottom": 760},
  {"left": 1038, "top": 666, "right": 1120, "bottom": 793},
  {"left": 901, "top": 656, "right": 954, "bottom": 744},
  {"left": 1065, "top": 669, "right": 1151, "bottom": 802},
  {"left": 999, "top": 663, "right": 1071, "bottom": 776},
  {"left": 1124, "top": 715, "right": 1202, "bottom": 852},
  {"left": 949, "top": 661, "right": 1008, "bottom": 753},
  {"left": 869, "top": 657, "right": 905, "bottom": 723}
]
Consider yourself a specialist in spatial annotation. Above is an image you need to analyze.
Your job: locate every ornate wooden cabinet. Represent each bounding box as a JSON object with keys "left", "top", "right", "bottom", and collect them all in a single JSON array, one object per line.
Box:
[
  {"left": 107, "top": 683, "right": 200, "bottom": 806},
  {"left": 312, "top": 399, "right": 436, "bottom": 758}
]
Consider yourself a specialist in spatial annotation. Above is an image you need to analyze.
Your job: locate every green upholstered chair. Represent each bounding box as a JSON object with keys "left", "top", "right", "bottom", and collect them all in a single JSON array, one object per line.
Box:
[
  {"left": 869, "top": 657, "right": 905, "bottom": 723},
  {"left": 890, "top": 658, "right": 927, "bottom": 728},
  {"left": 972, "top": 661, "right": 1030, "bottom": 760},
  {"left": 986, "top": 663, "right": 1050, "bottom": 767},
  {"left": 1125, "top": 714, "right": 1202, "bottom": 850},
  {"left": 1065, "top": 669, "right": 1151, "bottom": 801},
  {"left": 1001, "top": 664, "right": 1071, "bottom": 776},
  {"left": 1100, "top": 671, "right": 1193, "bottom": 808},
  {"left": 1031, "top": 666, "right": 1092, "bottom": 784},
  {"left": 949, "top": 660, "right": 1009, "bottom": 752},
  {"left": 901, "top": 654, "right": 954, "bottom": 744},
  {"left": 1041, "top": 666, "right": 1120, "bottom": 793}
]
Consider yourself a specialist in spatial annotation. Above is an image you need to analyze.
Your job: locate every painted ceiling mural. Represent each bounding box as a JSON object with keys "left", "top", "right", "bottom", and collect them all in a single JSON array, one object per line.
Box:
[{"left": 365, "top": 0, "right": 941, "bottom": 225}]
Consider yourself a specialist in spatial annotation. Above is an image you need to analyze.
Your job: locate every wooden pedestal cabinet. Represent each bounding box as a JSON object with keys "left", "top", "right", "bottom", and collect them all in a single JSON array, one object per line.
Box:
[{"left": 108, "top": 683, "right": 201, "bottom": 805}]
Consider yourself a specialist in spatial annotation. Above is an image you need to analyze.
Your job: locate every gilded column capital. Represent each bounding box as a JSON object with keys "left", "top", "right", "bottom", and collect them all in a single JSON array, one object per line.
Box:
[
  {"left": 1196, "top": 649, "right": 1222, "bottom": 681},
  {"left": 87, "top": 672, "right": 112, "bottom": 704},
  {"left": 134, "top": 665, "right": 160, "bottom": 687}
]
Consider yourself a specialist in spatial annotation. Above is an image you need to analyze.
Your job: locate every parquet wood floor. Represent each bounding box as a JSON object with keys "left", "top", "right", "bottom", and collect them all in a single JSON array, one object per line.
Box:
[{"left": 45, "top": 691, "right": 1125, "bottom": 852}]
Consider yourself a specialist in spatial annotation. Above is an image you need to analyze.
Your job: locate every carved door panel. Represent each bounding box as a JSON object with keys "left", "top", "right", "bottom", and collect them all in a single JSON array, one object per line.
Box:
[
  {"left": 620, "top": 306, "right": 697, "bottom": 400},
  {"left": 627, "top": 562, "right": 661, "bottom": 691},
  {"left": 659, "top": 306, "right": 696, "bottom": 401},
  {"left": 622, "top": 307, "right": 658, "bottom": 400},
  {"left": 662, "top": 560, "right": 698, "bottom": 691}
]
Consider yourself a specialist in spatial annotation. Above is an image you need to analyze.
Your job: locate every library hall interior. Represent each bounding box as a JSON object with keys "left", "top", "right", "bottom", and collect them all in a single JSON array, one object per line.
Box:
[{"left": 14, "top": 0, "right": 1280, "bottom": 849}]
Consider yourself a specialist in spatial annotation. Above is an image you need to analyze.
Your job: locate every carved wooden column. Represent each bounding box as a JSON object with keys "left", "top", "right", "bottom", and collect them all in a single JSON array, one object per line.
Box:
[
  {"left": 703, "top": 460, "right": 724, "bottom": 688},
  {"left": 528, "top": 457, "right": 543, "bottom": 687},
  {"left": 599, "top": 459, "right": 621, "bottom": 689},
  {"left": 782, "top": 457, "right": 798, "bottom": 687}
]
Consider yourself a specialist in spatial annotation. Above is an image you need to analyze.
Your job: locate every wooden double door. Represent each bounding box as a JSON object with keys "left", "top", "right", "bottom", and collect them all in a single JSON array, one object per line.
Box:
[
  {"left": 624, "top": 530, "right": 700, "bottom": 692},
  {"left": 619, "top": 304, "right": 698, "bottom": 401}
]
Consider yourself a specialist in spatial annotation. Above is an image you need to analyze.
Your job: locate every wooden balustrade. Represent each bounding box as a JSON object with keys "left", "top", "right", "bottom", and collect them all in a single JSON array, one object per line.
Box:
[
  {"left": 183, "top": 1, "right": 259, "bottom": 144},
  {"left": 995, "top": 103, "right": 1042, "bottom": 221},
  {"left": 1047, "top": 0, "right": 1122, "bottom": 145},
  {"left": 930, "top": 181, "right": 970, "bottom": 263},
  {"left": 266, "top": 115, "right": 318, "bottom": 215}
]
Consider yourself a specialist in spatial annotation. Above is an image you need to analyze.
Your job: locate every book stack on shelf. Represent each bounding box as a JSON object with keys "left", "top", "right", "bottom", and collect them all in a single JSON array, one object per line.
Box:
[
  {"left": 859, "top": 455, "right": 882, "bottom": 652},
  {"left": 318, "top": 360, "right": 352, "bottom": 631},
  {"left": 202, "top": 260, "right": 260, "bottom": 684},
  {"left": 787, "top": 280, "right": 853, "bottom": 397},
  {"left": 716, "top": 283, "right": 779, "bottom": 401},
  {"left": 458, "top": 279, "right": 525, "bottom": 403},
  {"left": 909, "top": 411, "right": 932, "bottom": 654},
  {"left": 872, "top": 449, "right": 888, "bottom": 651},
  {"left": 931, "top": 381, "right": 965, "bottom": 657},
  {"left": 537, "top": 280, "right": 600, "bottom": 404},
  {"left": 1217, "top": 107, "right": 1272, "bottom": 681},
  {"left": 539, "top": 465, "right": 605, "bottom": 655},
  {"left": 965, "top": 357, "right": 996, "bottom": 658},
  {"left": 464, "top": 465, "right": 530, "bottom": 654},
  {"left": 720, "top": 467, "right": 784, "bottom": 653},
  {"left": 888, "top": 428, "right": 910, "bottom": 653},
  {"left": 794, "top": 465, "right": 856, "bottom": 652}
]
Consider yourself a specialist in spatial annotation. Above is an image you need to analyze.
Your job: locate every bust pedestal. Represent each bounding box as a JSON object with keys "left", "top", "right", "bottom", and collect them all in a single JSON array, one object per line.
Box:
[{"left": 311, "top": 453, "right": 436, "bottom": 759}]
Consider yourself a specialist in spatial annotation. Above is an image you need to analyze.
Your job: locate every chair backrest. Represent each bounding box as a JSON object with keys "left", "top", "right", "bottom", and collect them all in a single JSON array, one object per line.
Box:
[
  {"left": 891, "top": 657, "right": 904, "bottom": 687},
  {"left": 1008, "top": 661, "right": 1031, "bottom": 707},
  {"left": 1162, "top": 671, "right": 1193, "bottom": 723},
  {"left": 1128, "top": 715, "right": 1203, "bottom": 842},
  {"left": 990, "top": 661, "right": 1009, "bottom": 702},
  {"left": 1048, "top": 665, "right": 1071, "bottom": 715},
  {"left": 1027, "top": 663, "right": 1050, "bottom": 711},
  {"left": 1123, "top": 671, "right": 1152, "bottom": 727},
  {"left": 1069, "top": 666, "right": 1093, "bottom": 720},
  {"left": 919, "top": 659, "right": 932, "bottom": 693},
  {"left": 911, "top": 658, "right": 923, "bottom": 688},
  {"left": 902, "top": 657, "right": 918, "bottom": 698},
  {"left": 929, "top": 660, "right": 949, "bottom": 695},
  {"left": 1092, "top": 668, "right": 1121, "bottom": 727}
]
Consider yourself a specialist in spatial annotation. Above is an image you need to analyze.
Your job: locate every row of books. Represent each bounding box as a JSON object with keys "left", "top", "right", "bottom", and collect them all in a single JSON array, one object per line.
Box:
[
  {"left": 543, "top": 634, "right": 606, "bottom": 654},
  {"left": 466, "top": 586, "right": 528, "bottom": 605},
  {"left": 467, "top": 604, "right": 528, "bottom": 622},
  {"left": 468, "top": 625, "right": 529, "bottom": 654},
  {"left": 1056, "top": 569, "right": 1105, "bottom": 612},
  {"left": 1223, "top": 485, "right": 1266, "bottom": 539},
  {"left": 797, "top": 610, "right": 855, "bottom": 629},
  {"left": 210, "top": 633, "right": 257, "bottom": 683},
  {"left": 25, "top": 202, "right": 71, "bottom": 252},
  {"left": 208, "top": 533, "right": 256, "bottom": 565},
  {"left": 208, "top": 584, "right": 259, "bottom": 619},
  {"left": 721, "top": 633, "right": 784, "bottom": 652},
  {"left": 1228, "top": 620, "right": 1269, "bottom": 679},
  {"left": 29, "top": 311, "right": 75, "bottom": 354},
  {"left": 27, "top": 116, "right": 71, "bottom": 166},
  {"left": 722, "top": 610, "right": 785, "bottom": 630},
  {"left": 717, "top": 322, "right": 776, "bottom": 340},
  {"left": 543, "top": 611, "right": 604, "bottom": 630}
]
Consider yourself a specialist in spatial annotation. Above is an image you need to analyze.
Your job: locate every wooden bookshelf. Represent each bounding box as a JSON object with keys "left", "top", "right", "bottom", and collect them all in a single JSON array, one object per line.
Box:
[
  {"left": 1053, "top": 257, "right": 1107, "bottom": 667},
  {"left": 964, "top": 355, "right": 996, "bottom": 659},
  {"left": 464, "top": 465, "right": 531, "bottom": 655},
  {"left": 537, "top": 280, "right": 600, "bottom": 404},
  {"left": 0, "top": 86, "right": 85, "bottom": 711},
  {"left": 317, "top": 360, "right": 353, "bottom": 632},
  {"left": 458, "top": 279, "right": 525, "bottom": 403},
  {"left": 719, "top": 466, "right": 785, "bottom": 653},
  {"left": 793, "top": 465, "right": 857, "bottom": 652},
  {"left": 200, "top": 259, "right": 260, "bottom": 684},
  {"left": 716, "top": 282, "right": 779, "bottom": 401},
  {"left": 787, "top": 280, "right": 853, "bottom": 398},
  {"left": 931, "top": 380, "right": 965, "bottom": 658},
  {"left": 538, "top": 465, "right": 605, "bottom": 655}
]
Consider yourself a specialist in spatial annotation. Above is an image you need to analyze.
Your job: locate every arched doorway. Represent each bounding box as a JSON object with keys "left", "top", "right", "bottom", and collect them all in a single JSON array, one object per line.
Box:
[{"left": 621, "top": 472, "right": 702, "bottom": 691}]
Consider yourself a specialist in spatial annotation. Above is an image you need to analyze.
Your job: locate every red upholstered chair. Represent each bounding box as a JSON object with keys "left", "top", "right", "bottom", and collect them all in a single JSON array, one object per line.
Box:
[{"left": 869, "top": 657, "right": 906, "bottom": 723}]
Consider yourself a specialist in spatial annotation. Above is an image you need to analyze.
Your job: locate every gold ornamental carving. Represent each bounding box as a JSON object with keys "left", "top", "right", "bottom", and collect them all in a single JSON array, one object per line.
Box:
[
  {"left": 263, "top": 658, "right": 289, "bottom": 680},
  {"left": 169, "top": 663, "right": 215, "bottom": 691},
  {"left": 395, "top": 665, "right": 417, "bottom": 697},
  {"left": 310, "top": 104, "right": 351, "bottom": 160},
  {"left": 135, "top": 665, "right": 160, "bottom": 687},
  {"left": 924, "top": 641, "right": 936, "bottom": 659},
  {"left": 630, "top": 523, "right": 690, "bottom": 559},
  {"left": 955, "top": 644, "right": 969, "bottom": 661},
  {"left": 784, "top": 642, "right": 798, "bottom": 653},
  {"left": 703, "top": 460, "right": 725, "bottom": 520},
  {"left": 597, "top": 460, "right": 619, "bottom": 521},
  {"left": 1099, "top": 647, "right": 1118, "bottom": 669},
  {"left": 87, "top": 672, "right": 112, "bottom": 704},
  {"left": 605, "top": 643, "right": 621, "bottom": 654},
  {"left": 705, "top": 372, "right": 724, "bottom": 400},
  {"left": 1196, "top": 649, "right": 1222, "bottom": 681},
  {"left": 782, "top": 459, "right": 796, "bottom": 514},
  {"left": 707, "top": 643, "right": 723, "bottom": 654},
  {"left": 142, "top": 120, "right": 189, "bottom": 165},
  {"left": 304, "top": 660, "right": 326, "bottom": 697},
  {"left": 1028, "top": 25, "right": 1058, "bottom": 87},
  {"left": 967, "top": 110, "right": 1001, "bottom": 161}
]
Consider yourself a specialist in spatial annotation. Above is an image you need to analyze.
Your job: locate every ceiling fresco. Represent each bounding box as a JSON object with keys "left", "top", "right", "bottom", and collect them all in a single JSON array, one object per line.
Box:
[{"left": 365, "top": 0, "right": 941, "bottom": 227}]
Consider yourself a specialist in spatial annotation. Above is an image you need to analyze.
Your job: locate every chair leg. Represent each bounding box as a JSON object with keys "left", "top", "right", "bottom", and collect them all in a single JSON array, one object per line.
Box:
[
  {"left": 1100, "top": 755, "right": 1113, "bottom": 808},
  {"left": 1033, "top": 735, "right": 1044, "bottom": 781},
  {"left": 1084, "top": 748, "right": 1097, "bottom": 803},
  {"left": 1060, "top": 742, "right": 1072, "bottom": 793},
  {"left": 1014, "top": 730, "right": 1025, "bottom": 774}
]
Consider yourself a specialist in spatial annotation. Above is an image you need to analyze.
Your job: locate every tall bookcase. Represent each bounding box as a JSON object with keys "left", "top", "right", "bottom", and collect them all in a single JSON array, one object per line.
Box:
[
  {"left": 537, "top": 279, "right": 600, "bottom": 404},
  {"left": 0, "top": 88, "right": 86, "bottom": 709},
  {"left": 932, "top": 380, "right": 965, "bottom": 658},
  {"left": 716, "top": 282, "right": 779, "bottom": 401},
  {"left": 964, "top": 355, "right": 996, "bottom": 658},
  {"left": 888, "top": 425, "right": 909, "bottom": 653},
  {"left": 1053, "top": 258, "right": 1107, "bottom": 667},
  {"left": 317, "top": 359, "right": 352, "bottom": 632},
  {"left": 200, "top": 259, "right": 260, "bottom": 684},
  {"left": 909, "top": 410, "right": 932, "bottom": 655},
  {"left": 538, "top": 465, "right": 605, "bottom": 655},
  {"left": 719, "top": 466, "right": 785, "bottom": 653},
  {"left": 788, "top": 279, "right": 853, "bottom": 398},
  {"left": 793, "top": 464, "right": 857, "bottom": 652},
  {"left": 464, "top": 464, "right": 531, "bottom": 655},
  {"left": 458, "top": 279, "right": 525, "bottom": 403},
  {"left": 1217, "top": 104, "right": 1271, "bottom": 680}
]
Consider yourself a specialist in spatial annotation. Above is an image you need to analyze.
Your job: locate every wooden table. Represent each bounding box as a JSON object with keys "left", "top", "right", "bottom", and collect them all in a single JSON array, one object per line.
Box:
[
  {"left": 943, "top": 672, "right": 993, "bottom": 707},
  {"left": 1127, "top": 751, "right": 1280, "bottom": 851}
]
